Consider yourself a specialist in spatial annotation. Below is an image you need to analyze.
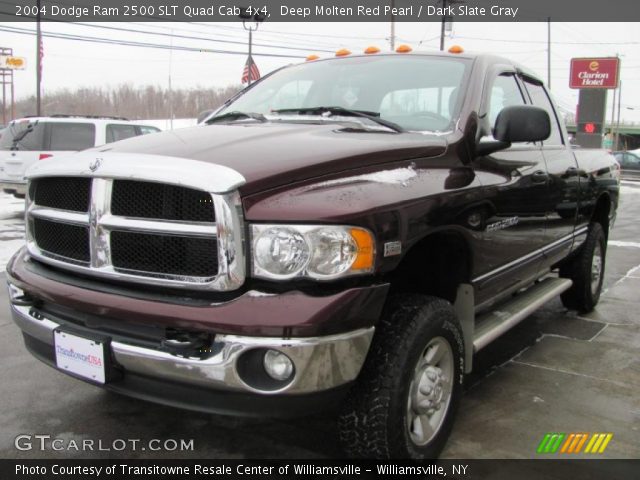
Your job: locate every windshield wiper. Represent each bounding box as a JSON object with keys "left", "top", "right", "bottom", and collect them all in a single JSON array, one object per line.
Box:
[
  {"left": 10, "top": 121, "right": 36, "bottom": 150},
  {"left": 271, "top": 106, "right": 405, "bottom": 133},
  {"left": 206, "top": 111, "right": 267, "bottom": 124}
]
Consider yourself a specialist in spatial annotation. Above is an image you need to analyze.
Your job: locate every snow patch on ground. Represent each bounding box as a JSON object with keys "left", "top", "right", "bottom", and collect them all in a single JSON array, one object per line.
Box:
[
  {"left": 0, "top": 239, "right": 23, "bottom": 269},
  {"left": 0, "top": 193, "right": 25, "bottom": 271},
  {"left": 0, "top": 195, "right": 25, "bottom": 220},
  {"left": 608, "top": 240, "right": 640, "bottom": 249},
  {"left": 143, "top": 118, "right": 198, "bottom": 131},
  {"left": 621, "top": 185, "right": 640, "bottom": 195}
]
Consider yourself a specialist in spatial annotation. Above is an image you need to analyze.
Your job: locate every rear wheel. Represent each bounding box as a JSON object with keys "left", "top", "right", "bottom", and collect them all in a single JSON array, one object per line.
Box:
[
  {"left": 338, "top": 294, "right": 464, "bottom": 459},
  {"left": 560, "top": 222, "right": 606, "bottom": 313}
]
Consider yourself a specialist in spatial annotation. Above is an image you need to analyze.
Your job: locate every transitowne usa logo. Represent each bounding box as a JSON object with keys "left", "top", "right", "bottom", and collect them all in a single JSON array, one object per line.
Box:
[{"left": 537, "top": 432, "right": 613, "bottom": 454}]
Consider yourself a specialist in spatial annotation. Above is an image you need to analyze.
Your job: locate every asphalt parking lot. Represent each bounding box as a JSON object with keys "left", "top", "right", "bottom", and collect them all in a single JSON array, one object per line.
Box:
[{"left": 0, "top": 185, "right": 638, "bottom": 459}]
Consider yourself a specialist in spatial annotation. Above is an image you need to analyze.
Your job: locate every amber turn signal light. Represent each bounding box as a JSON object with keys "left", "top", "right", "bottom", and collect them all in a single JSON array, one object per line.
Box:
[{"left": 350, "top": 228, "right": 375, "bottom": 271}]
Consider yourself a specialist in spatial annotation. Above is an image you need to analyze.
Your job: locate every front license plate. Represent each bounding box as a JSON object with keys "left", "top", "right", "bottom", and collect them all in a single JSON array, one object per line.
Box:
[{"left": 54, "top": 330, "right": 106, "bottom": 384}]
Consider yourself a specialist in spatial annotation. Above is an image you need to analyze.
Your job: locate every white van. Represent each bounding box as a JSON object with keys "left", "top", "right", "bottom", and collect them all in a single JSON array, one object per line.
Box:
[{"left": 0, "top": 115, "right": 160, "bottom": 197}]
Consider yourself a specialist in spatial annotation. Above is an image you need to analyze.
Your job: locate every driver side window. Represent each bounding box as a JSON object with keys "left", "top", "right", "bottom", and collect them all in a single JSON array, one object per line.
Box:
[{"left": 488, "top": 74, "right": 526, "bottom": 127}]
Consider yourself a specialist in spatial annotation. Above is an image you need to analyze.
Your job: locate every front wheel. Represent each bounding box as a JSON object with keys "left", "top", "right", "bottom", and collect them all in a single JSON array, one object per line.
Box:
[
  {"left": 560, "top": 222, "right": 607, "bottom": 313},
  {"left": 339, "top": 294, "right": 464, "bottom": 459}
]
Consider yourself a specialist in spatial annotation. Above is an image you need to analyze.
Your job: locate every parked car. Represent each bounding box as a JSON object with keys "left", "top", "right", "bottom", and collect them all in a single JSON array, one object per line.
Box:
[
  {"left": 613, "top": 150, "right": 640, "bottom": 180},
  {"left": 0, "top": 115, "right": 160, "bottom": 197},
  {"left": 7, "top": 52, "right": 619, "bottom": 459}
]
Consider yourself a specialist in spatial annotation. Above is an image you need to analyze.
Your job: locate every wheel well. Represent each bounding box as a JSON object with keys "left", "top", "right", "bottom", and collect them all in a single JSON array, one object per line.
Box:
[
  {"left": 591, "top": 193, "right": 611, "bottom": 237},
  {"left": 387, "top": 232, "right": 472, "bottom": 304}
]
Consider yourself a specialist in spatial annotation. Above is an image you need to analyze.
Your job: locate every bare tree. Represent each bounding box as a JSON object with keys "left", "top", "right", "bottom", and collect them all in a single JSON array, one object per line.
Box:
[{"left": 6, "top": 84, "right": 242, "bottom": 120}]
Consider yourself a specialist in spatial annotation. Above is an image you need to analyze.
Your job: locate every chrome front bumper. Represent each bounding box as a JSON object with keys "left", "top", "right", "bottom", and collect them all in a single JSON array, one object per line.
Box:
[{"left": 10, "top": 300, "right": 374, "bottom": 395}]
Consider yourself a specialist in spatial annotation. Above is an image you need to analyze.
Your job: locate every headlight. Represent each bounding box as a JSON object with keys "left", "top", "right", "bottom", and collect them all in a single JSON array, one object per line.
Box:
[
  {"left": 254, "top": 227, "right": 310, "bottom": 277},
  {"left": 251, "top": 224, "right": 375, "bottom": 281}
]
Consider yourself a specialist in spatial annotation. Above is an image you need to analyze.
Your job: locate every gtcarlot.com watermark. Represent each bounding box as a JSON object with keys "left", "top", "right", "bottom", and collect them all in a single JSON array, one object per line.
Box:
[{"left": 15, "top": 434, "right": 194, "bottom": 452}]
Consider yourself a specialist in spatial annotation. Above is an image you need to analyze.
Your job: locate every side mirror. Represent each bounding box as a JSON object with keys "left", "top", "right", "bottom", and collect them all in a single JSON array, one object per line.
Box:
[
  {"left": 494, "top": 105, "right": 551, "bottom": 143},
  {"left": 477, "top": 105, "right": 551, "bottom": 156}
]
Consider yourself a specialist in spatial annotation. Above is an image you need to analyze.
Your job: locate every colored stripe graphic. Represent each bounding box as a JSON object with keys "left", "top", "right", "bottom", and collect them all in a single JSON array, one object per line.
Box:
[
  {"left": 537, "top": 433, "right": 552, "bottom": 453},
  {"left": 574, "top": 433, "right": 589, "bottom": 453},
  {"left": 537, "top": 433, "right": 566, "bottom": 453},
  {"left": 539, "top": 433, "right": 613, "bottom": 454}
]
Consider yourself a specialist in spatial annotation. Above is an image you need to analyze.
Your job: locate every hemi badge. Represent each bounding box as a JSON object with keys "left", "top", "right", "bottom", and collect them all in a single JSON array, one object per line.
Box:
[{"left": 384, "top": 241, "right": 402, "bottom": 257}]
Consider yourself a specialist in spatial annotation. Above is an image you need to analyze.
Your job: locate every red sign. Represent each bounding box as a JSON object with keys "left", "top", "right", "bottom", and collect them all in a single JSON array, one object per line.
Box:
[{"left": 570, "top": 57, "right": 619, "bottom": 89}]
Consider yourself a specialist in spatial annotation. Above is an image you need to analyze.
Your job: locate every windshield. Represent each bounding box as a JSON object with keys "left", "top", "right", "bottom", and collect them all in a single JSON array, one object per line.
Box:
[{"left": 218, "top": 55, "right": 470, "bottom": 132}]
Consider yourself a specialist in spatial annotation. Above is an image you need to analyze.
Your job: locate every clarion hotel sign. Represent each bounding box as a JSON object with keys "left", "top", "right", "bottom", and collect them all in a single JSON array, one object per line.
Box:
[{"left": 570, "top": 57, "right": 620, "bottom": 89}]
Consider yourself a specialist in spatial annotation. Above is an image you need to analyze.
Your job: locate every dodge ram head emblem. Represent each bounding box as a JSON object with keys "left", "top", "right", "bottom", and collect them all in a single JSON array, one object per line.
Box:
[{"left": 89, "top": 158, "right": 102, "bottom": 172}]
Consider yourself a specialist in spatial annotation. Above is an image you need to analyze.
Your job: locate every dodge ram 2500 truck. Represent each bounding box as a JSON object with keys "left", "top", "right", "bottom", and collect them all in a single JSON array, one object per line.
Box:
[{"left": 7, "top": 52, "right": 619, "bottom": 459}]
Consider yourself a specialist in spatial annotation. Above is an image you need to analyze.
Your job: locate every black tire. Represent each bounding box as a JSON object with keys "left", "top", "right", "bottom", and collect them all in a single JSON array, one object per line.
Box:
[
  {"left": 338, "top": 294, "right": 464, "bottom": 459},
  {"left": 560, "top": 222, "right": 606, "bottom": 313}
]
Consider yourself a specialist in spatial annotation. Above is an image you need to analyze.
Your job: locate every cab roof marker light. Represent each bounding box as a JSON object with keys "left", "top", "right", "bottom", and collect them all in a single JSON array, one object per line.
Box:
[
  {"left": 306, "top": 54, "right": 320, "bottom": 61},
  {"left": 395, "top": 44, "right": 413, "bottom": 53},
  {"left": 448, "top": 45, "right": 464, "bottom": 54},
  {"left": 364, "top": 46, "right": 381, "bottom": 54},
  {"left": 335, "top": 48, "right": 351, "bottom": 57}
]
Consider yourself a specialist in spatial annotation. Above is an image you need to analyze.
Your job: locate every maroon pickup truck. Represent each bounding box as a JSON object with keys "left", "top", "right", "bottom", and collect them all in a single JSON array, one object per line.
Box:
[{"left": 7, "top": 52, "right": 619, "bottom": 458}]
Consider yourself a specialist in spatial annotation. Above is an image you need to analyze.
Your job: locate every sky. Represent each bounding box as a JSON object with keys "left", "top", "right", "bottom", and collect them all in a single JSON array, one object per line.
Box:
[{"left": 1, "top": 20, "right": 640, "bottom": 123}]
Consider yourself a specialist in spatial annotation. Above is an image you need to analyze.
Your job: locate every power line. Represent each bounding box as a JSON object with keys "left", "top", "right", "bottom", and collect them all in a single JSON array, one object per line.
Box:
[
  {"left": 66, "top": 22, "right": 337, "bottom": 53},
  {"left": 0, "top": 24, "right": 305, "bottom": 59},
  {"left": 455, "top": 35, "right": 640, "bottom": 45}
]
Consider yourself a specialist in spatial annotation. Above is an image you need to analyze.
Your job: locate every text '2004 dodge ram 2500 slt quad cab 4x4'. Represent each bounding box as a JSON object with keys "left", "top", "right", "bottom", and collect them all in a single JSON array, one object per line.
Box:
[{"left": 7, "top": 52, "right": 619, "bottom": 458}]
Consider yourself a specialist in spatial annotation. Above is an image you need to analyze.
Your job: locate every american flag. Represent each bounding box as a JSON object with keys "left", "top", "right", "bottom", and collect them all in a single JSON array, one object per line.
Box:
[
  {"left": 38, "top": 35, "right": 44, "bottom": 78},
  {"left": 241, "top": 55, "right": 260, "bottom": 84}
]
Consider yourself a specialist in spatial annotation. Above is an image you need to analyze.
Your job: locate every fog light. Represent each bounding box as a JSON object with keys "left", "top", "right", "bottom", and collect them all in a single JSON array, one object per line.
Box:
[{"left": 263, "top": 350, "right": 294, "bottom": 381}]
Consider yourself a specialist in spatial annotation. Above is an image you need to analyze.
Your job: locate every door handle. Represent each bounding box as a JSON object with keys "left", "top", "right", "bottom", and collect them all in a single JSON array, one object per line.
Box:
[{"left": 531, "top": 170, "right": 549, "bottom": 183}]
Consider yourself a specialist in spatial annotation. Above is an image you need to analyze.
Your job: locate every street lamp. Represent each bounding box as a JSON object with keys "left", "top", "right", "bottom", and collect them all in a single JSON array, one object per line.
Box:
[{"left": 239, "top": 7, "right": 267, "bottom": 85}]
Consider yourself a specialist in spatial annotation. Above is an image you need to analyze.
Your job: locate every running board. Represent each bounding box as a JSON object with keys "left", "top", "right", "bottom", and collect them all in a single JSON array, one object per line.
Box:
[{"left": 473, "top": 277, "right": 573, "bottom": 352}]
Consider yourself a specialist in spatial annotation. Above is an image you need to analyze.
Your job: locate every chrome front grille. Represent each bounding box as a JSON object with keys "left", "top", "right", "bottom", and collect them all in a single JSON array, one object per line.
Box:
[
  {"left": 111, "top": 180, "right": 216, "bottom": 222},
  {"left": 30, "top": 177, "right": 91, "bottom": 212},
  {"left": 25, "top": 154, "right": 246, "bottom": 291}
]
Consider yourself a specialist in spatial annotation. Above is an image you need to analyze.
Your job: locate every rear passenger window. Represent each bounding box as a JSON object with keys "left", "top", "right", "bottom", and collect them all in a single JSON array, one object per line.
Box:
[
  {"left": 522, "top": 80, "right": 564, "bottom": 146},
  {"left": 107, "top": 124, "right": 138, "bottom": 143},
  {"left": 48, "top": 123, "right": 96, "bottom": 151}
]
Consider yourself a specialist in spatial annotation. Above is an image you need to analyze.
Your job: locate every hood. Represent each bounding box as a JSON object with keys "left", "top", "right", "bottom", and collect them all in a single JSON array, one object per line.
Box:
[{"left": 96, "top": 122, "right": 447, "bottom": 194}]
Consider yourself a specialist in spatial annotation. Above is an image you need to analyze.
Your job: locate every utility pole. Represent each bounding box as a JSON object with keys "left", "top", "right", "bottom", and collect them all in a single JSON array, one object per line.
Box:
[
  {"left": 168, "top": 29, "right": 174, "bottom": 130},
  {"left": 390, "top": 0, "right": 395, "bottom": 51},
  {"left": 547, "top": 17, "right": 551, "bottom": 89},
  {"left": 610, "top": 88, "right": 616, "bottom": 140},
  {"left": 610, "top": 53, "right": 620, "bottom": 146},
  {"left": 36, "top": 0, "right": 42, "bottom": 116},
  {"left": 440, "top": 0, "right": 463, "bottom": 51},
  {"left": 440, "top": 0, "right": 447, "bottom": 51},
  {"left": 615, "top": 80, "right": 622, "bottom": 150}
]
